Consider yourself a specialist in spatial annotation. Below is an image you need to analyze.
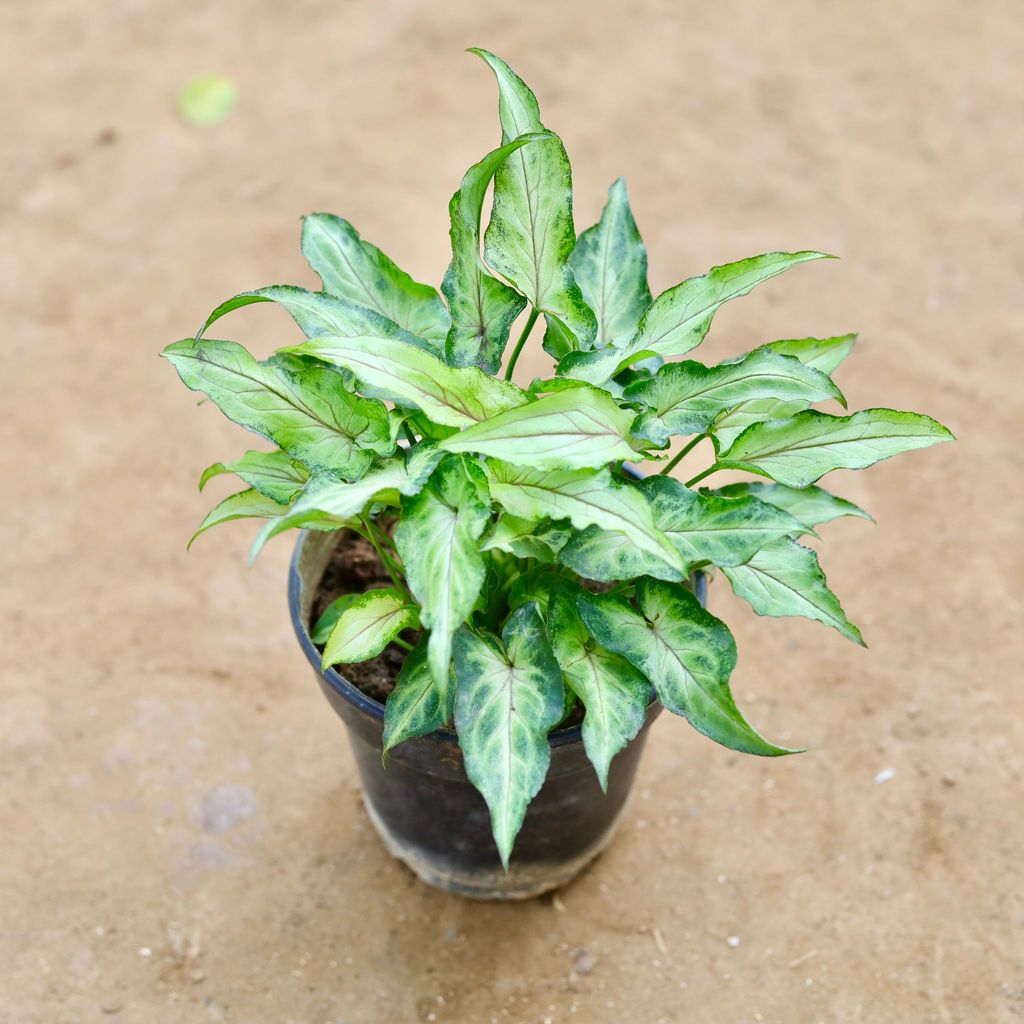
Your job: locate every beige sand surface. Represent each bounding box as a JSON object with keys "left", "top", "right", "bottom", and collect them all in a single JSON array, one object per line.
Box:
[{"left": 2, "top": 1, "right": 1022, "bottom": 1021}]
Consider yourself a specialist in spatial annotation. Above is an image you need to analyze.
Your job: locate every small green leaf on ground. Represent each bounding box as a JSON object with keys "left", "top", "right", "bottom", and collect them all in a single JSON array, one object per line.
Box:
[{"left": 177, "top": 74, "right": 238, "bottom": 126}]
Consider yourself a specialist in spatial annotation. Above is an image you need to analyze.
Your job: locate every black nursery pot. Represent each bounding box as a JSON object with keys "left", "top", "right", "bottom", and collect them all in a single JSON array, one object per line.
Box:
[{"left": 289, "top": 529, "right": 706, "bottom": 900}]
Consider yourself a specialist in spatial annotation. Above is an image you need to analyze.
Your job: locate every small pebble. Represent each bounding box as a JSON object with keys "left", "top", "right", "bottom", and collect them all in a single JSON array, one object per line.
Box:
[
  {"left": 874, "top": 768, "right": 895, "bottom": 785},
  {"left": 138, "top": 947, "right": 152, "bottom": 958},
  {"left": 572, "top": 949, "right": 597, "bottom": 976},
  {"left": 726, "top": 935, "right": 740, "bottom": 948}
]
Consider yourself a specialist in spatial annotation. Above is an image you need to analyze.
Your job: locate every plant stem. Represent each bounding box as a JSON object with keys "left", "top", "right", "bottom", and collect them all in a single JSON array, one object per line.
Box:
[
  {"left": 360, "top": 514, "right": 411, "bottom": 599},
  {"left": 393, "top": 637, "right": 414, "bottom": 652},
  {"left": 401, "top": 422, "right": 417, "bottom": 446},
  {"left": 658, "top": 432, "right": 708, "bottom": 476},
  {"left": 504, "top": 308, "right": 540, "bottom": 380},
  {"left": 684, "top": 465, "right": 719, "bottom": 488}
]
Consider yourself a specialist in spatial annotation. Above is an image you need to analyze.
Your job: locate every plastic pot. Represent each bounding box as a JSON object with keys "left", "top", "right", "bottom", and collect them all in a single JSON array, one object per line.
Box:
[{"left": 288, "top": 528, "right": 706, "bottom": 900}]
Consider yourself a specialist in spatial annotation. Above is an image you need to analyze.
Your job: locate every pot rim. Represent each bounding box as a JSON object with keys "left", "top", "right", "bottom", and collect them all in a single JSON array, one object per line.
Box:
[{"left": 287, "top": 529, "right": 706, "bottom": 749}]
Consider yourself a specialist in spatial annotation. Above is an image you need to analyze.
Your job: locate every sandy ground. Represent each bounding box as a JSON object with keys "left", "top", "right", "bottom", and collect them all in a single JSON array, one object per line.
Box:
[{"left": 2, "top": 1, "right": 1022, "bottom": 1021}]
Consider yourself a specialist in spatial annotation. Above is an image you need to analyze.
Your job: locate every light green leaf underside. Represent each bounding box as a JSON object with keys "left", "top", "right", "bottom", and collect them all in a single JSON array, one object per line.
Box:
[
  {"left": 382, "top": 637, "right": 454, "bottom": 761},
  {"left": 717, "top": 408, "right": 955, "bottom": 487},
  {"left": 558, "top": 251, "right": 830, "bottom": 384},
  {"left": 283, "top": 333, "right": 530, "bottom": 429},
  {"left": 710, "top": 334, "right": 857, "bottom": 448},
  {"left": 547, "top": 585, "right": 650, "bottom": 789},
  {"left": 481, "top": 513, "right": 571, "bottom": 563},
  {"left": 484, "top": 461, "right": 683, "bottom": 577},
  {"left": 162, "top": 338, "right": 392, "bottom": 477},
  {"left": 454, "top": 604, "right": 565, "bottom": 868},
  {"left": 250, "top": 445, "right": 444, "bottom": 557},
  {"left": 472, "top": 49, "right": 596, "bottom": 350},
  {"left": 571, "top": 178, "right": 651, "bottom": 348},
  {"left": 321, "top": 587, "right": 419, "bottom": 668},
  {"left": 199, "top": 449, "right": 309, "bottom": 504},
  {"left": 443, "top": 136, "right": 549, "bottom": 372},
  {"left": 578, "top": 579, "right": 792, "bottom": 756},
  {"left": 394, "top": 456, "right": 491, "bottom": 702},
  {"left": 189, "top": 488, "right": 286, "bottom": 548},
  {"left": 627, "top": 349, "right": 844, "bottom": 446},
  {"left": 722, "top": 537, "right": 864, "bottom": 644},
  {"left": 710, "top": 482, "right": 871, "bottom": 531},
  {"left": 440, "top": 387, "right": 643, "bottom": 470},
  {"left": 301, "top": 213, "right": 450, "bottom": 344}
]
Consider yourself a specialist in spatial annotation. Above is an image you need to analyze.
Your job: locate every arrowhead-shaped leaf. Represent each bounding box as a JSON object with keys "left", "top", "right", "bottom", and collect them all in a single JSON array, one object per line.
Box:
[
  {"left": 443, "top": 136, "right": 550, "bottom": 371},
  {"left": 250, "top": 444, "right": 445, "bottom": 557},
  {"left": 282, "top": 333, "right": 530, "bottom": 429},
  {"left": 716, "top": 408, "right": 955, "bottom": 487},
  {"left": 722, "top": 537, "right": 864, "bottom": 644},
  {"left": 301, "top": 213, "right": 450, "bottom": 345},
  {"left": 321, "top": 587, "right": 420, "bottom": 669},
  {"left": 710, "top": 334, "right": 857, "bottom": 448},
  {"left": 454, "top": 604, "right": 565, "bottom": 868},
  {"left": 311, "top": 594, "right": 363, "bottom": 644},
  {"left": 570, "top": 178, "right": 651, "bottom": 348},
  {"left": 711, "top": 482, "right": 871, "bottom": 531},
  {"left": 577, "top": 579, "right": 793, "bottom": 756},
  {"left": 162, "top": 338, "right": 393, "bottom": 477},
  {"left": 440, "top": 387, "right": 644, "bottom": 470},
  {"left": 188, "top": 487, "right": 287, "bottom": 549},
  {"left": 199, "top": 449, "right": 309, "bottom": 504},
  {"left": 547, "top": 584, "right": 651, "bottom": 789},
  {"left": 558, "top": 251, "right": 830, "bottom": 385},
  {"left": 484, "top": 461, "right": 684, "bottom": 577},
  {"left": 627, "top": 349, "right": 844, "bottom": 446},
  {"left": 382, "top": 637, "right": 455, "bottom": 761},
  {"left": 480, "top": 514, "right": 571, "bottom": 563},
  {"left": 394, "top": 456, "right": 491, "bottom": 702},
  {"left": 471, "top": 49, "right": 596, "bottom": 350}
]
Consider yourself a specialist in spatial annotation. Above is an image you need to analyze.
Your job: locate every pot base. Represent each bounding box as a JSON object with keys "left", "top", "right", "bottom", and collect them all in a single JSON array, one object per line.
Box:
[{"left": 361, "top": 793, "right": 622, "bottom": 900}]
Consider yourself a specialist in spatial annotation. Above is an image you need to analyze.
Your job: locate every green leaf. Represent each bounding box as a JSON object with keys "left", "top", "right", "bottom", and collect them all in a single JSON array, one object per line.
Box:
[
  {"left": 558, "top": 524, "right": 683, "bottom": 582},
  {"left": 394, "top": 456, "right": 491, "bottom": 703},
  {"left": 321, "top": 587, "right": 419, "bottom": 669},
  {"left": 570, "top": 178, "right": 652, "bottom": 348},
  {"left": 189, "top": 488, "right": 286, "bottom": 549},
  {"left": 311, "top": 594, "right": 363, "bottom": 645},
  {"left": 722, "top": 537, "right": 864, "bottom": 644},
  {"left": 507, "top": 565, "right": 561, "bottom": 617},
  {"left": 250, "top": 444, "right": 445, "bottom": 557},
  {"left": 710, "top": 482, "right": 871, "bottom": 531},
  {"left": 480, "top": 514, "right": 571, "bottom": 563},
  {"left": 484, "top": 461, "right": 684, "bottom": 577},
  {"left": 382, "top": 637, "right": 455, "bottom": 761},
  {"left": 197, "top": 285, "right": 429, "bottom": 348},
  {"left": 558, "top": 251, "right": 830, "bottom": 385},
  {"left": 440, "top": 387, "right": 644, "bottom": 470},
  {"left": 709, "top": 334, "right": 857, "bottom": 448},
  {"left": 454, "top": 603, "right": 565, "bottom": 867},
  {"left": 199, "top": 449, "right": 309, "bottom": 504},
  {"left": 627, "top": 349, "right": 844, "bottom": 446},
  {"left": 301, "top": 213, "right": 450, "bottom": 344},
  {"left": 577, "top": 579, "right": 792, "bottom": 756},
  {"left": 471, "top": 49, "right": 596, "bottom": 350},
  {"left": 282, "top": 333, "right": 530, "bottom": 429},
  {"left": 162, "top": 338, "right": 393, "bottom": 477},
  {"left": 443, "top": 136, "right": 550, "bottom": 372},
  {"left": 716, "top": 409, "right": 955, "bottom": 487},
  {"left": 643, "top": 476, "right": 805, "bottom": 569},
  {"left": 761, "top": 333, "right": 857, "bottom": 376},
  {"left": 547, "top": 584, "right": 651, "bottom": 789}
]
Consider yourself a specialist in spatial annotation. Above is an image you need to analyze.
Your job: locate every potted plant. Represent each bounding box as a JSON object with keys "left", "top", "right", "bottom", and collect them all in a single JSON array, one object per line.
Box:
[{"left": 163, "top": 49, "right": 953, "bottom": 899}]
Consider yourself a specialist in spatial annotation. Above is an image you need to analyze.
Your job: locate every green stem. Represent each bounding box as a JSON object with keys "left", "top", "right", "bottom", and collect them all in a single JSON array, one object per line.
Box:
[
  {"left": 684, "top": 465, "right": 719, "bottom": 488},
  {"left": 659, "top": 432, "right": 708, "bottom": 476},
  {"left": 401, "top": 422, "right": 417, "bottom": 447},
  {"left": 504, "top": 308, "right": 540, "bottom": 380},
  {"left": 360, "top": 514, "right": 411, "bottom": 599},
  {"left": 393, "top": 637, "right": 415, "bottom": 653}
]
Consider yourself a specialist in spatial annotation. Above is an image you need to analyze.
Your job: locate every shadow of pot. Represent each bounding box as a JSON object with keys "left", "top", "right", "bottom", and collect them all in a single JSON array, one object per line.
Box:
[{"left": 289, "top": 528, "right": 705, "bottom": 900}]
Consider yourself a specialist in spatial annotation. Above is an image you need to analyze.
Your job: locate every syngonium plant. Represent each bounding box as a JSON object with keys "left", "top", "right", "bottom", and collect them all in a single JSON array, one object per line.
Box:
[{"left": 163, "top": 50, "right": 953, "bottom": 866}]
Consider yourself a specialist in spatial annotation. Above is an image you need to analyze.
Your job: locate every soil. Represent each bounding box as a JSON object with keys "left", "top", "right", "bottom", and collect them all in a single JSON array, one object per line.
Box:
[
  {"left": 311, "top": 531, "right": 410, "bottom": 704},
  {"left": 3, "top": 3, "right": 1022, "bottom": 1023}
]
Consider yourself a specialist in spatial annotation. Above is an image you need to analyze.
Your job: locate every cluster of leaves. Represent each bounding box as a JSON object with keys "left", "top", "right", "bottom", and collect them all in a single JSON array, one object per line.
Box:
[{"left": 163, "top": 50, "right": 953, "bottom": 866}]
